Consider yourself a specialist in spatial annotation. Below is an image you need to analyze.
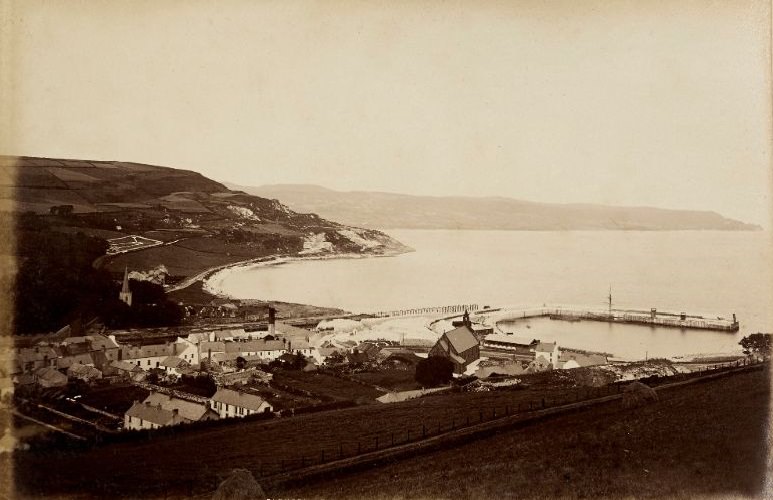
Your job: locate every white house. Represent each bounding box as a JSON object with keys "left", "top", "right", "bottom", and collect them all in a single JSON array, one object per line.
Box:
[
  {"left": 142, "top": 392, "right": 218, "bottom": 423},
  {"left": 210, "top": 388, "right": 272, "bottom": 419},
  {"left": 534, "top": 342, "right": 560, "bottom": 368},
  {"left": 120, "top": 343, "right": 175, "bottom": 370},
  {"left": 124, "top": 401, "right": 187, "bottom": 430},
  {"left": 172, "top": 338, "right": 200, "bottom": 366},
  {"left": 224, "top": 339, "right": 287, "bottom": 361},
  {"left": 160, "top": 356, "right": 188, "bottom": 377}
]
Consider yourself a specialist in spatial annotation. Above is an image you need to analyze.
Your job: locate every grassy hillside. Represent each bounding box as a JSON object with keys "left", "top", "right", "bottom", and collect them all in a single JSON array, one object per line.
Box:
[
  {"left": 1, "top": 156, "right": 411, "bottom": 323},
  {"left": 282, "top": 367, "right": 770, "bottom": 499},
  {"left": 11, "top": 366, "right": 769, "bottom": 498},
  {"left": 234, "top": 183, "right": 760, "bottom": 231}
]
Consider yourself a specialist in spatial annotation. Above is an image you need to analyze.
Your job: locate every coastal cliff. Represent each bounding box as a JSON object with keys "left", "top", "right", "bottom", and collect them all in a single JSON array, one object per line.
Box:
[{"left": 2, "top": 156, "right": 412, "bottom": 284}]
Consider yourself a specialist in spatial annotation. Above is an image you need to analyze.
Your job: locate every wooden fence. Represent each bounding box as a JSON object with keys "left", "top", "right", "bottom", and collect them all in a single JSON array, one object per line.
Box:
[{"left": 253, "top": 356, "right": 766, "bottom": 479}]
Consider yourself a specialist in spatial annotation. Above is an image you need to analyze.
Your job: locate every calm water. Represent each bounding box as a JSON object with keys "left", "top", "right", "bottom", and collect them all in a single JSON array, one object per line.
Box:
[{"left": 208, "top": 230, "right": 773, "bottom": 357}]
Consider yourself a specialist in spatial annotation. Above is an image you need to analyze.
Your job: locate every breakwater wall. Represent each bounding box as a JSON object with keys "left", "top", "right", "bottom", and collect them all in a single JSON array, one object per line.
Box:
[{"left": 487, "top": 306, "right": 739, "bottom": 332}]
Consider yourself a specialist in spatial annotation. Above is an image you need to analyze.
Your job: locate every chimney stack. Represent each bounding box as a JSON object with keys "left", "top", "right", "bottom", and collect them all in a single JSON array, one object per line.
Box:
[{"left": 268, "top": 306, "right": 276, "bottom": 336}]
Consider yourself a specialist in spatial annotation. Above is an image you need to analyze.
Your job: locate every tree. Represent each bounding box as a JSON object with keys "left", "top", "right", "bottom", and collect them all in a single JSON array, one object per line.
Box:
[
  {"left": 236, "top": 356, "right": 247, "bottom": 370},
  {"left": 415, "top": 356, "right": 454, "bottom": 387},
  {"left": 739, "top": 333, "right": 772, "bottom": 358}
]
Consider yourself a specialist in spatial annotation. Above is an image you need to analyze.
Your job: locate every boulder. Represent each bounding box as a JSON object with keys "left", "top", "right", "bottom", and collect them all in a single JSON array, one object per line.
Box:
[
  {"left": 212, "top": 469, "right": 265, "bottom": 500},
  {"left": 622, "top": 381, "right": 658, "bottom": 409}
]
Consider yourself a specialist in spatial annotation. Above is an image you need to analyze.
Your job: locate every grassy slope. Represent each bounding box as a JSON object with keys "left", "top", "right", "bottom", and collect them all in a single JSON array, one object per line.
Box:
[
  {"left": 282, "top": 367, "right": 771, "bottom": 499},
  {"left": 11, "top": 367, "right": 770, "bottom": 498}
]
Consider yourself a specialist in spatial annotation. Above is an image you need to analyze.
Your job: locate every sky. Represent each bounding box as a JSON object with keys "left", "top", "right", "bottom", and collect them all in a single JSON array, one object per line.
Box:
[{"left": 2, "top": 0, "right": 771, "bottom": 226}]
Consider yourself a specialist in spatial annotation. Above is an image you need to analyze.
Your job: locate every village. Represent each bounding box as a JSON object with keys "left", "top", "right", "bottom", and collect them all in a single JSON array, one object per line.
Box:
[{"left": 5, "top": 269, "right": 619, "bottom": 438}]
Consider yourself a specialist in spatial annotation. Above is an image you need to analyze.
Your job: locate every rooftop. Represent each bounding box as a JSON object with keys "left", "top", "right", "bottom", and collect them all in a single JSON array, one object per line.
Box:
[{"left": 211, "top": 388, "right": 268, "bottom": 411}]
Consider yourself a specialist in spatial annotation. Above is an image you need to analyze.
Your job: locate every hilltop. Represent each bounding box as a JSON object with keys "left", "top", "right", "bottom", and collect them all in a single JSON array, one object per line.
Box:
[
  {"left": 0, "top": 156, "right": 411, "bottom": 283},
  {"left": 231, "top": 183, "right": 760, "bottom": 231}
]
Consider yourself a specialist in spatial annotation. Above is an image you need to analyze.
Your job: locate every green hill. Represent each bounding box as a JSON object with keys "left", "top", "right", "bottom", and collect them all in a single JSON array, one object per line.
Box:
[{"left": 1, "top": 156, "right": 411, "bottom": 281}]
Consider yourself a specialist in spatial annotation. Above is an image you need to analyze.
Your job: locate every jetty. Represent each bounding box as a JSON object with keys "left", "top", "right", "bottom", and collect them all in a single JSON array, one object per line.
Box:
[{"left": 485, "top": 306, "right": 739, "bottom": 333}]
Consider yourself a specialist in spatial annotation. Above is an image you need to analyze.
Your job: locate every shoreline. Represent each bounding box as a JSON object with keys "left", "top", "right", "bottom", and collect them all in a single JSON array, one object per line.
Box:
[{"left": 166, "top": 248, "right": 409, "bottom": 300}]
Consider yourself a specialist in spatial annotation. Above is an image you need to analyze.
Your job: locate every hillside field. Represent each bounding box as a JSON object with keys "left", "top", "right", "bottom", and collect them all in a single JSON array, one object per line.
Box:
[
  {"left": 11, "top": 365, "right": 770, "bottom": 498},
  {"left": 281, "top": 367, "right": 771, "bottom": 499}
]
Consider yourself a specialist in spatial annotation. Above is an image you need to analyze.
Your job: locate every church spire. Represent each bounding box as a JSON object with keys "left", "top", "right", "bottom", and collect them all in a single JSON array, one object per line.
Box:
[
  {"left": 119, "top": 267, "right": 133, "bottom": 306},
  {"left": 121, "top": 267, "right": 130, "bottom": 293}
]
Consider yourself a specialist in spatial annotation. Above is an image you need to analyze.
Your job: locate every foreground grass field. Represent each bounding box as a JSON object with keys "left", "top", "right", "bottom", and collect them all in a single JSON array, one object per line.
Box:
[
  {"left": 11, "top": 366, "right": 770, "bottom": 498},
  {"left": 281, "top": 367, "right": 771, "bottom": 499}
]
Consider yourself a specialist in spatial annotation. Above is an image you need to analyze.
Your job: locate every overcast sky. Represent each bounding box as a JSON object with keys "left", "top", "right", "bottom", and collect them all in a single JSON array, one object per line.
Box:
[{"left": 4, "top": 1, "right": 771, "bottom": 226}]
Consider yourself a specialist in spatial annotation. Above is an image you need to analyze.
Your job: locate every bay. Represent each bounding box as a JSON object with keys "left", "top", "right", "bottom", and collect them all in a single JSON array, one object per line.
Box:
[{"left": 207, "top": 230, "right": 773, "bottom": 357}]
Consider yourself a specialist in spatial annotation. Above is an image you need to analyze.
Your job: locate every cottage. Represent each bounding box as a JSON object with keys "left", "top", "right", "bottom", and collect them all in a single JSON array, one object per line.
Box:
[
  {"left": 534, "top": 342, "right": 560, "bottom": 368},
  {"left": 210, "top": 388, "right": 272, "bottom": 418},
  {"left": 34, "top": 367, "right": 68, "bottom": 388},
  {"left": 121, "top": 343, "right": 176, "bottom": 370},
  {"left": 224, "top": 339, "right": 287, "bottom": 361},
  {"left": 173, "top": 338, "right": 200, "bottom": 366},
  {"left": 66, "top": 363, "right": 102, "bottom": 383},
  {"left": 559, "top": 351, "right": 608, "bottom": 369},
  {"left": 429, "top": 325, "right": 480, "bottom": 374},
  {"left": 56, "top": 352, "right": 95, "bottom": 370},
  {"left": 124, "top": 401, "right": 187, "bottom": 430},
  {"left": 160, "top": 356, "right": 189, "bottom": 376},
  {"left": 16, "top": 346, "right": 59, "bottom": 373},
  {"left": 109, "top": 360, "right": 146, "bottom": 380},
  {"left": 143, "top": 392, "right": 218, "bottom": 423}
]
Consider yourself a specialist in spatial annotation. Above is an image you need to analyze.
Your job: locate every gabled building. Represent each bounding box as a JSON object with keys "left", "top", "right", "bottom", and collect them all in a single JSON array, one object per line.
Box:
[
  {"left": 210, "top": 388, "right": 272, "bottom": 419},
  {"left": 124, "top": 401, "right": 187, "bottom": 430},
  {"left": 160, "top": 356, "right": 189, "bottom": 376},
  {"left": 108, "top": 360, "right": 145, "bottom": 380},
  {"left": 482, "top": 334, "right": 539, "bottom": 355},
  {"left": 559, "top": 351, "right": 608, "bottom": 369},
  {"left": 429, "top": 325, "right": 480, "bottom": 374},
  {"left": 534, "top": 342, "right": 560, "bottom": 368},
  {"left": 34, "top": 366, "right": 68, "bottom": 388},
  {"left": 142, "top": 392, "right": 218, "bottom": 423},
  {"left": 16, "top": 346, "right": 59, "bottom": 373},
  {"left": 120, "top": 343, "right": 176, "bottom": 370},
  {"left": 66, "top": 363, "right": 102, "bottom": 383}
]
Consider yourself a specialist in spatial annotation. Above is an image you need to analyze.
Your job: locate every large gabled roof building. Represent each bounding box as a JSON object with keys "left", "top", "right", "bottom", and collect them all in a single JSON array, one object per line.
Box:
[{"left": 429, "top": 325, "right": 481, "bottom": 374}]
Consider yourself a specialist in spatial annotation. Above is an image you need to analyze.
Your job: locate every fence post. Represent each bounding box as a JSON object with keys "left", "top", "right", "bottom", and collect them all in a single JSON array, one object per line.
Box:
[
  {"left": 479, "top": 409, "right": 483, "bottom": 422},
  {"left": 422, "top": 424, "right": 426, "bottom": 438},
  {"left": 407, "top": 430, "right": 410, "bottom": 441},
  {"left": 505, "top": 405, "right": 509, "bottom": 415},
  {"left": 391, "top": 432, "right": 394, "bottom": 446},
  {"left": 357, "top": 442, "right": 361, "bottom": 454},
  {"left": 466, "top": 415, "right": 470, "bottom": 425},
  {"left": 280, "top": 459, "right": 284, "bottom": 471},
  {"left": 321, "top": 450, "right": 325, "bottom": 462},
  {"left": 375, "top": 436, "right": 378, "bottom": 450},
  {"left": 339, "top": 443, "right": 343, "bottom": 459},
  {"left": 452, "top": 418, "right": 455, "bottom": 430},
  {"left": 542, "top": 398, "right": 545, "bottom": 408}
]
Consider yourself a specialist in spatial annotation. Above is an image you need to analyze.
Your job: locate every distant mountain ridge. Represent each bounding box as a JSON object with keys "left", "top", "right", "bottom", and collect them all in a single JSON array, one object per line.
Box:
[{"left": 227, "top": 183, "right": 759, "bottom": 231}]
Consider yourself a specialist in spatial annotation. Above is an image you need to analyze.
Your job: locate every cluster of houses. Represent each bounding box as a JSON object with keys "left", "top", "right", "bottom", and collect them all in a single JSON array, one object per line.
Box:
[
  {"left": 10, "top": 315, "right": 322, "bottom": 391},
  {"left": 124, "top": 387, "right": 273, "bottom": 430},
  {"left": 429, "top": 312, "right": 608, "bottom": 376}
]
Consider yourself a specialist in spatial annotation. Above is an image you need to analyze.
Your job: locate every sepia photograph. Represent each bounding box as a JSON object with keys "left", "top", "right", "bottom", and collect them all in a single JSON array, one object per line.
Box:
[{"left": 0, "top": 1, "right": 771, "bottom": 498}]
